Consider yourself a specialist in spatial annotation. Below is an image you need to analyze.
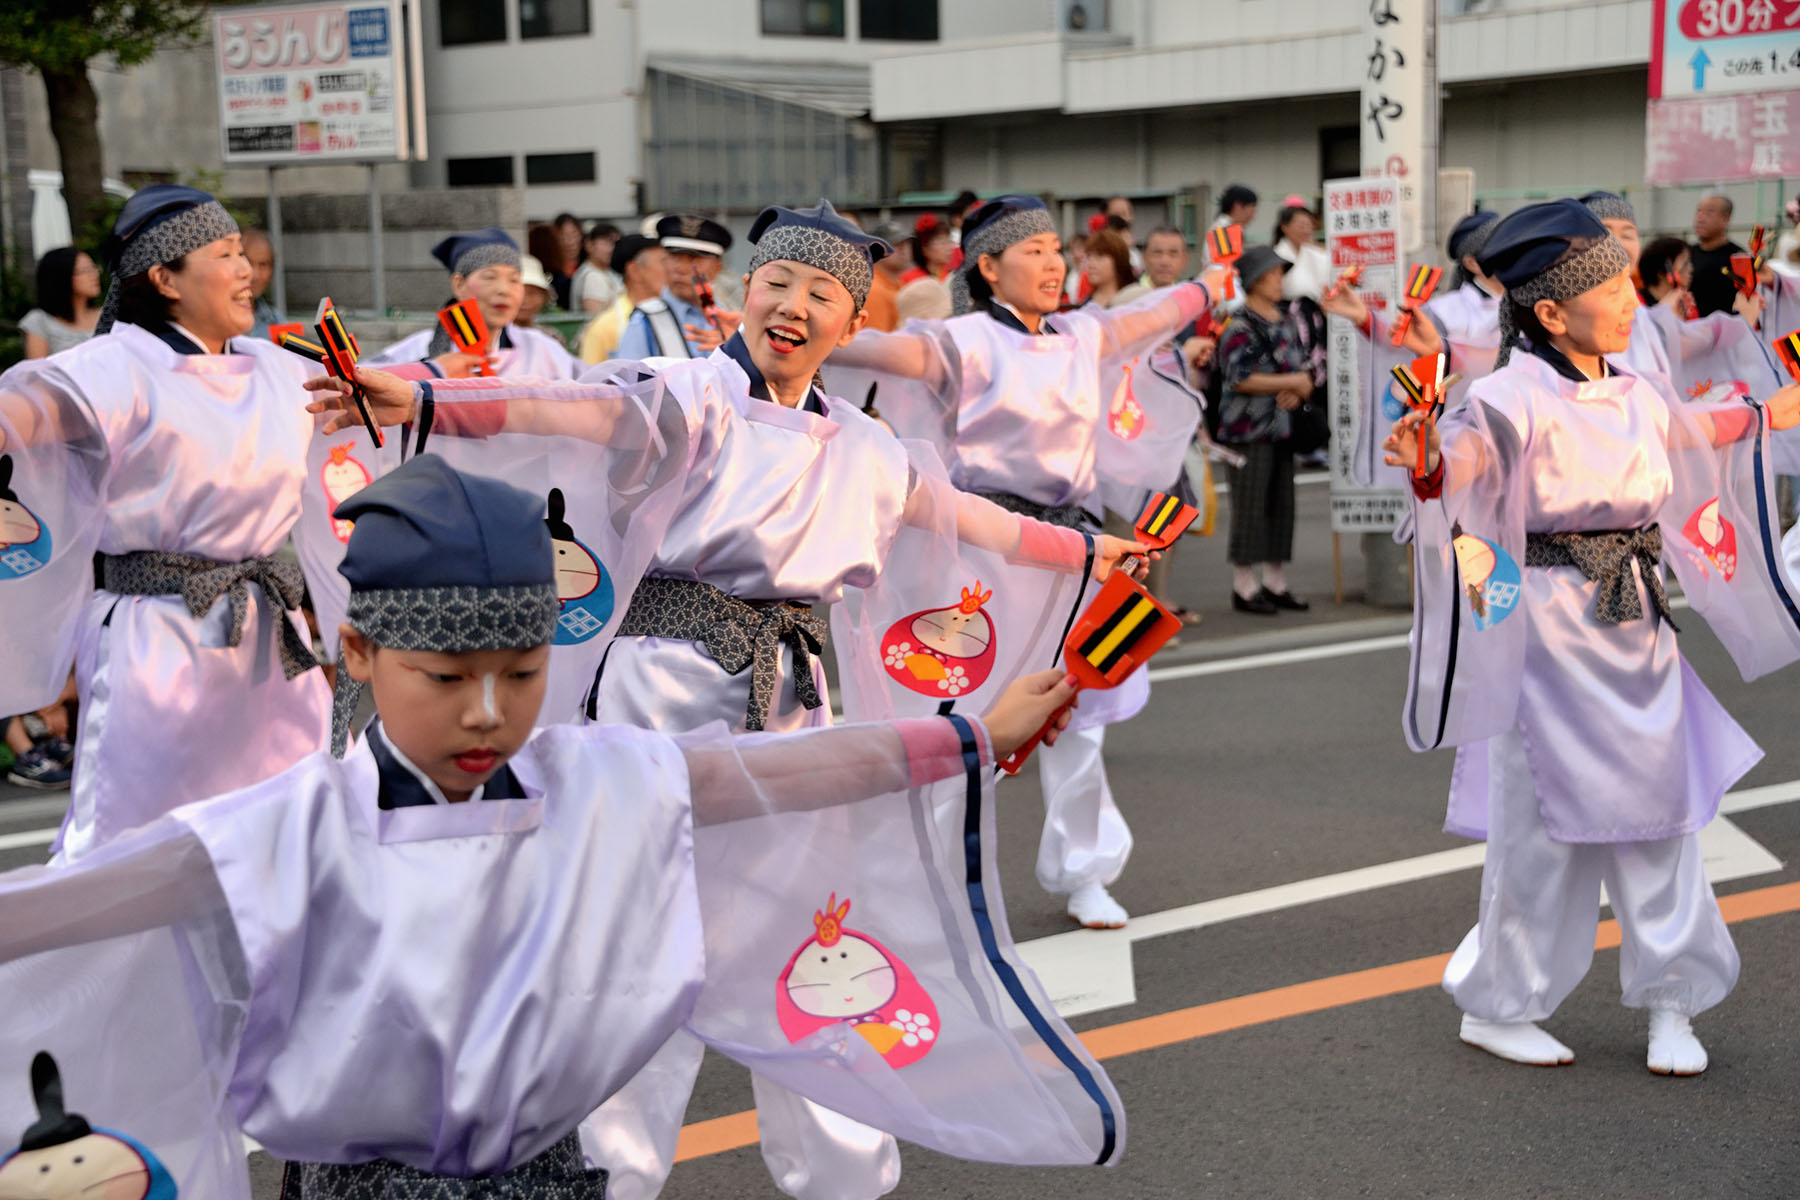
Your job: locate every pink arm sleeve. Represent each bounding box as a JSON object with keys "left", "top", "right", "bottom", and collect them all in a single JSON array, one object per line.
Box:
[
  {"left": 1095, "top": 282, "right": 1212, "bottom": 362},
  {"left": 683, "top": 718, "right": 992, "bottom": 827}
]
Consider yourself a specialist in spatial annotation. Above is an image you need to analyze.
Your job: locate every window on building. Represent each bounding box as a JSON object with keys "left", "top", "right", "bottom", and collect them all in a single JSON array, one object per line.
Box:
[
  {"left": 761, "top": 0, "right": 844, "bottom": 37},
  {"left": 1319, "top": 125, "right": 1361, "bottom": 181},
  {"left": 860, "top": 0, "right": 936, "bottom": 39},
  {"left": 521, "top": 0, "right": 589, "bottom": 38},
  {"left": 440, "top": 0, "right": 506, "bottom": 45},
  {"left": 525, "top": 151, "right": 597, "bottom": 185},
  {"left": 447, "top": 155, "right": 516, "bottom": 187}
]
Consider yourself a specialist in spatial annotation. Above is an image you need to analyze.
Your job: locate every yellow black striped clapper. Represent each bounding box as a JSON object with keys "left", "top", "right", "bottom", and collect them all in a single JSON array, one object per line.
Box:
[
  {"left": 1775, "top": 328, "right": 1800, "bottom": 382},
  {"left": 314, "top": 296, "right": 383, "bottom": 448},
  {"left": 1388, "top": 264, "right": 1442, "bottom": 346},
  {"left": 1209, "top": 222, "right": 1245, "bottom": 298},
  {"left": 1390, "top": 351, "right": 1445, "bottom": 477},
  {"left": 437, "top": 298, "right": 495, "bottom": 376},
  {"left": 998, "top": 571, "right": 1182, "bottom": 775},
  {"left": 1115, "top": 490, "right": 1199, "bottom": 576}
]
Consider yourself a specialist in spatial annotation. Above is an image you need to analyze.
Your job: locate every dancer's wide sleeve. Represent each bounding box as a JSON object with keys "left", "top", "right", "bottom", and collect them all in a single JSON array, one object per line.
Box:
[
  {"left": 678, "top": 716, "right": 1125, "bottom": 1167},
  {"left": 1659, "top": 393, "right": 1800, "bottom": 680},
  {"left": 1401, "top": 391, "right": 1528, "bottom": 754},
  {"left": 0, "top": 360, "right": 109, "bottom": 713},
  {"left": 832, "top": 440, "right": 1088, "bottom": 722},
  {"left": 0, "top": 816, "right": 252, "bottom": 1198}
]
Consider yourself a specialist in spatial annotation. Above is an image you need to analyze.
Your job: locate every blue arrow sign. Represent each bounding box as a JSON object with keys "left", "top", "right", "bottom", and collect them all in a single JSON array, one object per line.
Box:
[{"left": 1691, "top": 46, "right": 1712, "bottom": 91}]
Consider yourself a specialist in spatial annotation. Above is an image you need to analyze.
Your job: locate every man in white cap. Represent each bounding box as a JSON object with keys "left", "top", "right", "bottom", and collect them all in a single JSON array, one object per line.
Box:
[{"left": 618, "top": 212, "right": 737, "bottom": 358}]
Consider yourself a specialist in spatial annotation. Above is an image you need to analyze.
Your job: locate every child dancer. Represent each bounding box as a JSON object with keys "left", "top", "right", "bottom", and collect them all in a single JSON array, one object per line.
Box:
[
  {"left": 1392, "top": 199, "right": 1800, "bottom": 1073},
  {"left": 0, "top": 455, "right": 1121, "bottom": 1198}
]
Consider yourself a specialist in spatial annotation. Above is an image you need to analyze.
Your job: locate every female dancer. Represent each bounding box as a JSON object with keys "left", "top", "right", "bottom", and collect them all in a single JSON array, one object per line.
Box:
[
  {"left": 825, "top": 194, "right": 1226, "bottom": 930},
  {"left": 1391, "top": 199, "right": 1800, "bottom": 1073},
  {"left": 0, "top": 186, "right": 335, "bottom": 860},
  {"left": 366, "top": 227, "right": 583, "bottom": 378}
]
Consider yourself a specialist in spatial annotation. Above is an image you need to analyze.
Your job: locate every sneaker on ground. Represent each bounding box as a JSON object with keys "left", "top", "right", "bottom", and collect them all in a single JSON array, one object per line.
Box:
[{"left": 6, "top": 744, "right": 72, "bottom": 790}]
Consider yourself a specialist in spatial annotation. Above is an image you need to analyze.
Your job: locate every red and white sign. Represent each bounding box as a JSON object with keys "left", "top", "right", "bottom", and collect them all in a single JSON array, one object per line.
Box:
[
  {"left": 1651, "top": 0, "right": 1800, "bottom": 99},
  {"left": 1647, "top": 89, "right": 1800, "bottom": 183},
  {"left": 1325, "top": 177, "right": 1408, "bottom": 533}
]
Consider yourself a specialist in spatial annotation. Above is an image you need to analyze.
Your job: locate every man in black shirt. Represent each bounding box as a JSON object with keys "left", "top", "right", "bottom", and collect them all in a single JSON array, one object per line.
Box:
[{"left": 1688, "top": 194, "right": 1745, "bottom": 317}]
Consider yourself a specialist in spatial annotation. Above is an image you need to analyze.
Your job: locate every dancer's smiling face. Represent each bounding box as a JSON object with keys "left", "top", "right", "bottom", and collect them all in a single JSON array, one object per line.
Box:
[
  {"left": 1533, "top": 268, "right": 1639, "bottom": 359},
  {"left": 979, "top": 232, "right": 1067, "bottom": 317},
  {"left": 741, "top": 260, "right": 868, "bottom": 405}
]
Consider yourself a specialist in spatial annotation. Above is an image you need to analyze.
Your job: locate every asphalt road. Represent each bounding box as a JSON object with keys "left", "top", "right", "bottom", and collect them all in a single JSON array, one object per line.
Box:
[{"left": 4, "top": 476, "right": 1797, "bottom": 1198}]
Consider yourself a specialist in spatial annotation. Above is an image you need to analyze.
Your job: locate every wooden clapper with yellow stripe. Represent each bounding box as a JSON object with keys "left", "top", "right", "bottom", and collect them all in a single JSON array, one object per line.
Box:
[
  {"left": 278, "top": 297, "right": 383, "bottom": 448},
  {"left": 1774, "top": 327, "right": 1800, "bottom": 382},
  {"left": 1209, "top": 223, "right": 1244, "bottom": 298},
  {"left": 438, "top": 298, "right": 497, "bottom": 376},
  {"left": 1389, "top": 351, "right": 1446, "bottom": 478},
  {"left": 998, "top": 571, "right": 1183, "bottom": 774},
  {"left": 1388, "top": 263, "right": 1442, "bottom": 347},
  {"left": 1118, "top": 490, "right": 1200, "bottom": 576}
]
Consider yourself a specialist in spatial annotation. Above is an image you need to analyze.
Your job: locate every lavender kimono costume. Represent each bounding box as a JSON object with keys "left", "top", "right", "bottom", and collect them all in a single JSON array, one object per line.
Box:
[{"left": 1403, "top": 347, "right": 1800, "bottom": 1020}]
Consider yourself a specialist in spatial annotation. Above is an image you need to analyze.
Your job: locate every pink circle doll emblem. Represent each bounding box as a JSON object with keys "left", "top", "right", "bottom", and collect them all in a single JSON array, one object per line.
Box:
[
  {"left": 880, "top": 583, "right": 997, "bottom": 699},
  {"left": 775, "top": 894, "right": 939, "bottom": 1069}
]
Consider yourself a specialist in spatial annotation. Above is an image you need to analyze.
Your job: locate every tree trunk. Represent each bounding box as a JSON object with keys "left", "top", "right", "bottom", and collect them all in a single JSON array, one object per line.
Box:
[{"left": 40, "top": 64, "right": 105, "bottom": 251}]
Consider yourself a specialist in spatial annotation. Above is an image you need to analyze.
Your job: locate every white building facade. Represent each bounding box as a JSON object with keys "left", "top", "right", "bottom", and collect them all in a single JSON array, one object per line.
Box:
[{"left": 9, "top": 0, "right": 1789, "bottom": 238}]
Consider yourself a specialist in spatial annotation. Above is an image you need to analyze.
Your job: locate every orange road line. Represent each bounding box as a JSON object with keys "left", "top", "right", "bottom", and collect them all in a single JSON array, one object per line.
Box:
[{"left": 672, "top": 880, "right": 1800, "bottom": 1164}]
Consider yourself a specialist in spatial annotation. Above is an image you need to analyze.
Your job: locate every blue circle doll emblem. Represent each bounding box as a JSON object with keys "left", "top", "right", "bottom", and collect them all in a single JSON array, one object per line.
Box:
[
  {"left": 1453, "top": 532, "right": 1521, "bottom": 630},
  {"left": 1381, "top": 379, "right": 1408, "bottom": 423},
  {"left": 0, "top": 1052, "right": 179, "bottom": 1199},
  {"left": 545, "top": 488, "right": 615, "bottom": 645},
  {"left": 0, "top": 455, "right": 51, "bottom": 581}
]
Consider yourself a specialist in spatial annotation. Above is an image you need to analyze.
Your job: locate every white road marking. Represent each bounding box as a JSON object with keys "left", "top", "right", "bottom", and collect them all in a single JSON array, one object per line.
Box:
[
  {"left": 1147, "top": 634, "right": 1411, "bottom": 682},
  {"left": 1019, "top": 789, "right": 1794, "bottom": 1019}
]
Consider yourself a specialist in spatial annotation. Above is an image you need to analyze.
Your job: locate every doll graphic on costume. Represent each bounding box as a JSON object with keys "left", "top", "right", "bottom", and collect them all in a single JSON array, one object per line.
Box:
[
  {"left": 776, "top": 895, "right": 940, "bottom": 1070},
  {"left": 0, "top": 456, "right": 50, "bottom": 580},
  {"left": 1450, "top": 529, "right": 1520, "bottom": 629},
  {"left": 318, "top": 444, "right": 373, "bottom": 544},
  {"left": 881, "top": 584, "right": 998, "bottom": 698},
  {"left": 1106, "top": 365, "right": 1145, "bottom": 441},
  {"left": 545, "top": 487, "right": 614, "bottom": 645},
  {"left": 0, "top": 1053, "right": 177, "bottom": 1200},
  {"left": 1681, "top": 498, "right": 1738, "bottom": 581}
]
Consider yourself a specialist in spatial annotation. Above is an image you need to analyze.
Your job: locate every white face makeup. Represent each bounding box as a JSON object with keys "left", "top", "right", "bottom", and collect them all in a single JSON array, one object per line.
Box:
[
  {"left": 479, "top": 672, "right": 498, "bottom": 725},
  {"left": 785, "top": 933, "right": 898, "bottom": 1019}
]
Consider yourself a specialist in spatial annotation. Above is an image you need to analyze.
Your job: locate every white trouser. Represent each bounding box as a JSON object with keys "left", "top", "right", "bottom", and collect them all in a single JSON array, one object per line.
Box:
[
  {"left": 581, "top": 1031, "right": 899, "bottom": 1200},
  {"left": 1443, "top": 732, "right": 1740, "bottom": 1022},
  {"left": 1035, "top": 723, "right": 1133, "bottom": 895}
]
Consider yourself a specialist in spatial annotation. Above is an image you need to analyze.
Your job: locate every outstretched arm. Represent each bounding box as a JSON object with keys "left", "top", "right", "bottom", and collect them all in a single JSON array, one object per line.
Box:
[
  {"left": 1094, "top": 275, "right": 1221, "bottom": 363},
  {"left": 304, "top": 367, "right": 679, "bottom": 448},
  {"left": 688, "top": 670, "right": 1077, "bottom": 826},
  {"left": 828, "top": 327, "right": 951, "bottom": 391}
]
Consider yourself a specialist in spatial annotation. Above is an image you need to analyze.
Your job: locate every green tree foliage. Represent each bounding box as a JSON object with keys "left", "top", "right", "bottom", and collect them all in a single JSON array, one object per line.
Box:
[{"left": 0, "top": 0, "right": 225, "bottom": 249}]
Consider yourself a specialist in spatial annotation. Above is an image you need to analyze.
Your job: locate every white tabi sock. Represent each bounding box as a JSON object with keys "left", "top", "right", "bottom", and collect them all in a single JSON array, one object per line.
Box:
[
  {"left": 1647, "top": 1008, "right": 1708, "bottom": 1076},
  {"left": 1066, "top": 881, "right": 1129, "bottom": 929},
  {"left": 1458, "top": 1014, "right": 1575, "bottom": 1066}
]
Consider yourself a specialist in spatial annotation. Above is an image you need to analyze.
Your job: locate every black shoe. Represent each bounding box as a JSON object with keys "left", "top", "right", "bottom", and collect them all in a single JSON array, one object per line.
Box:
[
  {"left": 1232, "top": 590, "right": 1278, "bottom": 615},
  {"left": 1260, "top": 587, "right": 1310, "bottom": 611}
]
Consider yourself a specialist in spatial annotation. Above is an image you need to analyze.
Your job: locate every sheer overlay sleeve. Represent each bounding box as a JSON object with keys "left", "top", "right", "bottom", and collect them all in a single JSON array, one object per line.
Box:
[
  {"left": 828, "top": 327, "right": 952, "bottom": 391},
  {"left": 683, "top": 717, "right": 992, "bottom": 827},
  {"left": 1094, "top": 281, "right": 1212, "bottom": 363}
]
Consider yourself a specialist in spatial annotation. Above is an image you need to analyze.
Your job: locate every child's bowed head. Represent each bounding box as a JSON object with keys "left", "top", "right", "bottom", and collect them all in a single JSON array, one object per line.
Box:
[{"left": 330, "top": 454, "right": 563, "bottom": 797}]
